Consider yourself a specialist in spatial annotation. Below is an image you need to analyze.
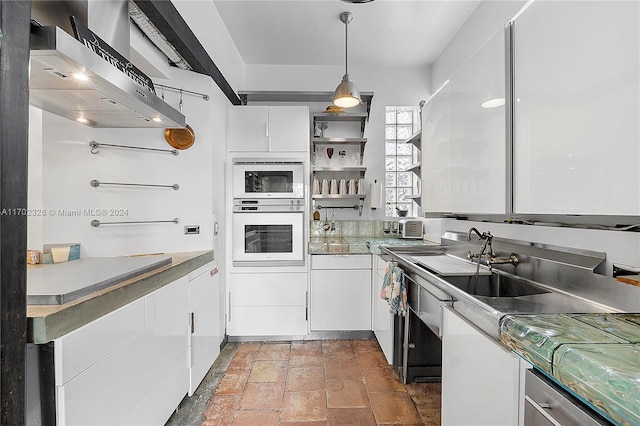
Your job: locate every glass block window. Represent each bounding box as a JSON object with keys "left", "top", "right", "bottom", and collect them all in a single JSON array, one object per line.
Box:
[{"left": 385, "top": 106, "right": 420, "bottom": 217}]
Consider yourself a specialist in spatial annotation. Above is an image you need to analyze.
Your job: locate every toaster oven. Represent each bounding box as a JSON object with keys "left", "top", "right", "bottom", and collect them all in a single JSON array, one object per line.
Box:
[{"left": 398, "top": 219, "right": 423, "bottom": 239}]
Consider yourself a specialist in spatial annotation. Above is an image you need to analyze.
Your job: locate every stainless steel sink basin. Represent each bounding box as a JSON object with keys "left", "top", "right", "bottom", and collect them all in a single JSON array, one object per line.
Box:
[{"left": 444, "top": 273, "right": 551, "bottom": 298}]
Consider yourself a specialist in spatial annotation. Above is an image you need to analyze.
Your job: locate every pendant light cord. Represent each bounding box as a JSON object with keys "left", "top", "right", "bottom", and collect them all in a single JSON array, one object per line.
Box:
[{"left": 344, "top": 18, "right": 349, "bottom": 75}]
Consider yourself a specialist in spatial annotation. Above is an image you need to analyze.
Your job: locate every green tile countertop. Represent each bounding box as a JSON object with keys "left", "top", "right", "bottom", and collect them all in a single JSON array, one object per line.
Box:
[
  {"left": 27, "top": 250, "right": 214, "bottom": 343},
  {"left": 501, "top": 313, "right": 640, "bottom": 425}
]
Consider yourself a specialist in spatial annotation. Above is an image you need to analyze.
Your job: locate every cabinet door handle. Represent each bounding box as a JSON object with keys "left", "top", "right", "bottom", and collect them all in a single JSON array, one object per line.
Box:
[
  {"left": 305, "top": 291, "right": 308, "bottom": 321},
  {"left": 228, "top": 292, "right": 231, "bottom": 322},
  {"left": 190, "top": 312, "right": 195, "bottom": 334}
]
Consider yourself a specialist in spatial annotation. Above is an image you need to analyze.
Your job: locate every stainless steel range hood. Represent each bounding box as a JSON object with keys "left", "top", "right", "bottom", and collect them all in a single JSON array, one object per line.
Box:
[{"left": 29, "top": 2, "right": 185, "bottom": 128}]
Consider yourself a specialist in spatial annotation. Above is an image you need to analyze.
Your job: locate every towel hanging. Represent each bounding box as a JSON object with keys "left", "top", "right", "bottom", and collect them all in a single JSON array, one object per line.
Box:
[{"left": 381, "top": 261, "right": 407, "bottom": 316}]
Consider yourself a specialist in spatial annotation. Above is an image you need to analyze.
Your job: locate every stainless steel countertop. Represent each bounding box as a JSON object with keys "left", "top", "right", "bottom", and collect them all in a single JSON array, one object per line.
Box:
[
  {"left": 27, "top": 250, "right": 214, "bottom": 343},
  {"left": 379, "top": 239, "right": 636, "bottom": 340},
  {"left": 27, "top": 255, "right": 173, "bottom": 305}
]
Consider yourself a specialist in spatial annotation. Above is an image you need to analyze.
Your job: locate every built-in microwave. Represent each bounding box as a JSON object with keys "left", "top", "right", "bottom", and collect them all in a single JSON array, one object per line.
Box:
[{"left": 232, "top": 160, "right": 304, "bottom": 199}]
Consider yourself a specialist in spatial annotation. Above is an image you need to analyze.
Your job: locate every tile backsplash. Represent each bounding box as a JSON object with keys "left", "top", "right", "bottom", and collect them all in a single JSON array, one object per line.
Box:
[{"left": 310, "top": 220, "right": 386, "bottom": 238}]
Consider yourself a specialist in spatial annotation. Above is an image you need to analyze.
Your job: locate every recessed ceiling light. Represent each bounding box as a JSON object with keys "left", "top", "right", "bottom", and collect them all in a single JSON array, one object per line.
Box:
[
  {"left": 340, "top": 0, "right": 375, "bottom": 3},
  {"left": 152, "top": 117, "right": 162, "bottom": 123},
  {"left": 73, "top": 72, "right": 89, "bottom": 81},
  {"left": 76, "top": 117, "right": 88, "bottom": 123}
]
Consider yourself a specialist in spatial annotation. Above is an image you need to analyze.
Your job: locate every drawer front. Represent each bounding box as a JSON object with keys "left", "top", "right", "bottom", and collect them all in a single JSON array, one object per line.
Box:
[
  {"left": 407, "top": 273, "right": 452, "bottom": 338},
  {"left": 228, "top": 272, "right": 307, "bottom": 306},
  {"left": 524, "top": 369, "right": 609, "bottom": 426},
  {"left": 311, "top": 254, "right": 372, "bottom": 270},
  {"left": 55, "top": 298, "right": 146, "bottom": 386},
  {"left": 227, "top": 306, "right": 307, "bottom": 336},
  {"left": 58, "top": 299, "right": 188, "bottom": 426}
]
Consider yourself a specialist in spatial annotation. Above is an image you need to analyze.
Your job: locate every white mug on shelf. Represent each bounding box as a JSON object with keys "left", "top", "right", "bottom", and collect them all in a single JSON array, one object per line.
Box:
[
  {"left": 322, "top": 179, "right": 329, "bottom": 195},
  {"left": 348, "top": 179, "right": 356, "bottom": 195},
  {"left": 358, "top": 178, "right": 366, "bottom": 194},
  {"left": 312, "top": 178, "right": 320, "bottom": 195},
  {"left": 339, "top": 179, "right": 347, "bottom": 195},
  {"left": 330, "top": 179, "right": 338, "bottom": 195}
]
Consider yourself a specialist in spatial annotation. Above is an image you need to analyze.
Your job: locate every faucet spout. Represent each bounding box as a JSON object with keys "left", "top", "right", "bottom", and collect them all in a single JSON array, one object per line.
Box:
[
  {"left": 467, "top": 227, "right": 492, "bottom": 242},
  {"left": 467, "top": 227, "right": 483, "bottom": 241}
]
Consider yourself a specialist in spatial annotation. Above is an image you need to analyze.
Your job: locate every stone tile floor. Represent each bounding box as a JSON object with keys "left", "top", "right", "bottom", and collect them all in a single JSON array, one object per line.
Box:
[{"left": 167, "top": 339, "right": 441, "bottom": 425}]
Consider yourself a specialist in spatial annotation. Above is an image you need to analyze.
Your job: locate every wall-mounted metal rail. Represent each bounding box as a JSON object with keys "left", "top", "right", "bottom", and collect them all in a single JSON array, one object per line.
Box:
[
  {"left": 91, "top": 218, "right": 180, "bottom": 227},
  {"left": 315, "top": 201, "right": 365, "bottom": 216},
  {"left": 156, "top": 84, "right": 209, "bottom": 101},
  {"left": 90, "top": 180, "right": 179, "bottom": 190},
  {"left": 89, "top": 140, "right": 179, "bottom": 156}
]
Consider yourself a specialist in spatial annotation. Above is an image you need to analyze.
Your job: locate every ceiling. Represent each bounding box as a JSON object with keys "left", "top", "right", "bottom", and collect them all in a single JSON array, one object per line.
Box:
[{"left": 212, "top": 0, "right": 481, "bottom": 68}]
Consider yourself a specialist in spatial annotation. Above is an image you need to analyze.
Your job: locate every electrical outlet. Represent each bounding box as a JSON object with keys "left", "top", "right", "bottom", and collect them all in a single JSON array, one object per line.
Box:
[{"left": 184, "top": 225, "right": 200, "bottom": 235}]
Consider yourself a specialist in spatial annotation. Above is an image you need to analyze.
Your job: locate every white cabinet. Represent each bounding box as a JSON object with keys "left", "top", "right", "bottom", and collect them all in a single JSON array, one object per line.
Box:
[
  {"left": 422, "top": 28, "right": 506, "bottom": 214},
  {"left": 188, "top": 261, "right": 223, "bottom": 396},
  {"left": 227, "top": 106, "right": 309, "bottom": 152},
  {"left": 226, "top": 272, "right": 307, "bottom": 336},
  {"left": 55, "top": 276, "right": 190, "bottom": 426},
  {"left": 372, "top": 254, "right": 394, "bottom": 363},
  {"left": 441, "top": 307, "right": 520, "bottom": 426},
  {"left": 310, "top": 255, "right": 371, "bottom": 331},
  {"left": 512, "top": 0, "right": 639, "bottom": 215}
]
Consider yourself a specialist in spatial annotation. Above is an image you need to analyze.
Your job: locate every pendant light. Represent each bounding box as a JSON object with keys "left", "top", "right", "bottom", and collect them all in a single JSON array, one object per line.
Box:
[{"left": 333, "top": 12, "right": 362, "bottom": 108}]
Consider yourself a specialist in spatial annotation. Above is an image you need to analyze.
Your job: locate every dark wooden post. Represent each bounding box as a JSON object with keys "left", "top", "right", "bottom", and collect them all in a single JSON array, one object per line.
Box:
[{"left": 0, "top": 1, "right": 31, "bottom": 425}]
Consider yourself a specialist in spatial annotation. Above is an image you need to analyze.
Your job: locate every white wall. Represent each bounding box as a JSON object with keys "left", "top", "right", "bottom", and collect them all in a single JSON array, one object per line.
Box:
[
  {"left": 29, "top": 69, "right": 227, "bottom": 259},
  {"left": 245, "top": 64, "right": 430, "bottom": 220},
  {"left": 426, "top": 0, "right": 640, "bottom": 273}
]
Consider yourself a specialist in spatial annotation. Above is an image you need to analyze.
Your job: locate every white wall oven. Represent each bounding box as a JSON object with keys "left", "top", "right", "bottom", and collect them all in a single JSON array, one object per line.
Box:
[
  {"left": 232, "top": 160, "right": 304, "bottom": 199},
  {"left": 232, "top": 199, "right": 305, "bottom": 267}
]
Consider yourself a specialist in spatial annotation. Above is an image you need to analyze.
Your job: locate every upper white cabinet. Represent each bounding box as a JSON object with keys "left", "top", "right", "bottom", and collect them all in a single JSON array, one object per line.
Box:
[
  {"left": 422, "top": 28, "right": 506, "bottom": 214},
  {"left": 512, "top": 1, "right": 639, "bottom": 215},
  {"left": 227, "top": 106, "right": 309, "bottom": 152}
]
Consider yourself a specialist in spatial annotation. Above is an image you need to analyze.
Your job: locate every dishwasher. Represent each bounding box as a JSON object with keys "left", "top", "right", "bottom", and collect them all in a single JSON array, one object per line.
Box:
[
  {"left": 524, "top": 369, "right": 612, "bottom": 425},
  {"left": 393, "top": 270, "right": 454, "bottom": 383}
]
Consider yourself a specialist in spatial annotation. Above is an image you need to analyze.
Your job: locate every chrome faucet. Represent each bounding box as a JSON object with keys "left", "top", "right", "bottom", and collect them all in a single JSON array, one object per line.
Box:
[
  {"left": 466, "top": 228, "right": 519, "bottom": 267},
  {"left": 467, "top": 227, "right": 519, "bottom": 294},
  {"left": 467, "top": 227, "right": 488, "bottom": 241}
]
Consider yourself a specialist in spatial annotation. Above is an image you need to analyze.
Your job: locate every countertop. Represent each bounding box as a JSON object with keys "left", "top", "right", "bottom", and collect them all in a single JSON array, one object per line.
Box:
[
  {"left": 27, "top": 250, "right": 214, "bottom": 343},
  {"left": 501, "top": 313, "right": 640, "bottom": 425}
]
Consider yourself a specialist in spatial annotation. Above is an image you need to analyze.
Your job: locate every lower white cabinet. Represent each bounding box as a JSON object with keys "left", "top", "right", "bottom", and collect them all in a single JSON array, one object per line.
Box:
[
  {"left": 55, "top": 276, "right": 190, "bottom": 426},
  {"left": 441, "top": 307, "right": 520, "bottom": 426},
  {"left": 310, "top": 254, "right": 372, "bottom": 331},
  {"left": 372, "top": 254, "right": 394, "bottom": 363},
  {"left": 188, "top": 261, "right": 223, "bottom": 396},
  {"left": 226, "top": 272, "right": 308, "bottom": 336}
]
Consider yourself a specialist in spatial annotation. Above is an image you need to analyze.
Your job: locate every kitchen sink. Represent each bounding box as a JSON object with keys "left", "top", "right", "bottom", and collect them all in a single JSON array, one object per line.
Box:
[{"left": 444, "top": 273, "right": 551, "bottom": 298}]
